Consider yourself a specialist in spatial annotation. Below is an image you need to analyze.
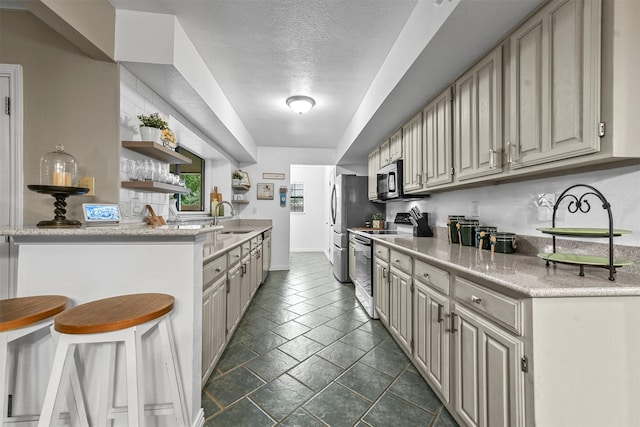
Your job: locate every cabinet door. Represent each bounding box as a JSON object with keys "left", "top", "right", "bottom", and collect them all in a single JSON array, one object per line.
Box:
[
  {"left": 373, "top": 257, "right": 390, "bottom": 327},
  {"left": 240, "top": 256, "right": 251, "bottom": 314},
  {"left": 453, "top": 304, "right": 525, "bottom": 427},
  {"left": 368, "top": 149, "right": 380, "bottom": 200},
  {"left": 389, "top": 129, "right": 403, "bottom": 162},
  {"left": 202, "top": 282, "right": 215, "bottom": 383},
  {"left": 348, "top": 242, "right": 356, "bottom": 283},
  {"left": 509, "top": 0, "right": 601, "bottom": 168},
  {"left": 389, "top": 267, "right": 413, "bottom": 355},
  {"left": 423, "top": 88, "right": 453, "bottom": 188},
  {"left": 403, "top": 111, "right": 423, "bottom": 193},
  {"left": 202, "top": 276, "right": 227, "bottom": 386},
  {"left": 413, "top": 281, "right": 450, "bottom": 403},
  {"left": 226, "top": 264, "right": 242, "bottom": 337},
  {"left": 379, "top": 139, "right": 390, "bottom": 167},
  {"left": 250, "top": 249, "right": 259, "bottom": 297},
  {"left": 262, "top": 237, "right": 271, "bottom": 282},
  {"left": 455, "top": 45, "right": 503, "bottom": 181}
]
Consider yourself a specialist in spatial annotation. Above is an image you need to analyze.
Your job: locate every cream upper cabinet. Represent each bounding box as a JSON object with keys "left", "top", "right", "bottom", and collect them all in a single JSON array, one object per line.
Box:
[
  {"left": 403, "top": 111, "right": 423, "bottom": 193},
  {"left": 454, "top": 45, "right": 503, "bottom": 181},
  {"left": 389, "top": 129, "right": 403, "bottom": 163},
  {"left": 379, "top": 139, "right": 390, "bottom": 167},
  {"left": 508, "top": 0, "right": 601, "bottom": 168},
  {"left": 423, "top": 88, "right": 454, "bottom": 188},
  {"left": 367, "top": 149, "right": 380, "bottom": 200}
]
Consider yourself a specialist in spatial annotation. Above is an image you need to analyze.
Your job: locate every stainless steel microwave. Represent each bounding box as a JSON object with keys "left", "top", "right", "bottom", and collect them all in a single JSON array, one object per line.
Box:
[{"left": 376, "top": 160, "right": 403, "bottom": 200}]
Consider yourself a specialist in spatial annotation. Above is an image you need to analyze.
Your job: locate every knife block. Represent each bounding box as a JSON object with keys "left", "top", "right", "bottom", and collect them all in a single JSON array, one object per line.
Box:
[{"left": 413, "top": 215, "right": 433, "bottom": 237}]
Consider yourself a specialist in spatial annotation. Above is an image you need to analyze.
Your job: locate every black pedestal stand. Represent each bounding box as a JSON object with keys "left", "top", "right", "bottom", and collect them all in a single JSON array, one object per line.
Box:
[{"left": 27, "top": 185, "right": 89, "bottom": 228}]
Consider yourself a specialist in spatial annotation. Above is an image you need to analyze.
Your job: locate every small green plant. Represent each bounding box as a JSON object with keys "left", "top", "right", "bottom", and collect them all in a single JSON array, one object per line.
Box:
[
  {"left": 137, "top": 113, "right": 168, "bottom": 129},
  {"left": 232, "top": 171, "right": 243, "bottom": 180},
  {"left": 372, "top": 213, "right": 384, "bottom": 221}
]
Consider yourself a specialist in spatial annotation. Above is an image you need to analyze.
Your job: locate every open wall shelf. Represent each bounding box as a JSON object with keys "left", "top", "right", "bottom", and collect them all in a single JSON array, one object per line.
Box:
[{"left": 122, "top": 141, "right": 192, "bottom": 164}]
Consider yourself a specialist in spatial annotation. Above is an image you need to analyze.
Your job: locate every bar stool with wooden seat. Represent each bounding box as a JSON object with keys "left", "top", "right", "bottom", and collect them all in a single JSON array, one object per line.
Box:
[
  {"left": 38, "top": 293, "right": 188, "bottom": 427},
  {"left": 0, "top": 295, "right": 69, "bottom": 426}
]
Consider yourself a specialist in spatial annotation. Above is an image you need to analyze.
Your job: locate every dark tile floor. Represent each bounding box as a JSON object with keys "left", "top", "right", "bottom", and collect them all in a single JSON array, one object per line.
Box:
[{"left": 202, "top": 252, "right": 460, "bottom": 427}]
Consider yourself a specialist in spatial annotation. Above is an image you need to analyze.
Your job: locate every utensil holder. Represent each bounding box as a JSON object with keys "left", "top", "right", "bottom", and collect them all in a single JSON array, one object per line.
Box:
[{"left": 413, "top": 215, "right": 433, "bottom": 237}]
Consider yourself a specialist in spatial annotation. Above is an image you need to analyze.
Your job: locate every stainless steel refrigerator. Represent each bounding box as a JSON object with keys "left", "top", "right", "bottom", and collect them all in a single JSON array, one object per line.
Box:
[{"left": 331, "top": 175, "right": 384, "bottom": 282}]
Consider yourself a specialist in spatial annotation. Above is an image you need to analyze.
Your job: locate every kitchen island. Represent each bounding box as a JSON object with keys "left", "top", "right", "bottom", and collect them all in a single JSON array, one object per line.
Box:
[
  {"left": 1, "top": 220, "right": 271, "bottom": 427},
  {"left": 350, "top": 229, "right": 640, "bottom": 427}
]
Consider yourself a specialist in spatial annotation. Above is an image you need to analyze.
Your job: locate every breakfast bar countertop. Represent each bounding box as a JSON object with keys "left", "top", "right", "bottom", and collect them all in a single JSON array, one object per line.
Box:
[{"left": 349, "top": 229, "right": 640, "bottom": 299}]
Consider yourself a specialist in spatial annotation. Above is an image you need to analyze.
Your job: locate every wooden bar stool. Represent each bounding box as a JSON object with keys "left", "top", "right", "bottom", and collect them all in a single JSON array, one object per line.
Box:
[
  {"left": 0, "top": 295, "right": 69, "bottom": 426},
  {"left": 38, "top": 293, "right": 188, "bottom": 427}
]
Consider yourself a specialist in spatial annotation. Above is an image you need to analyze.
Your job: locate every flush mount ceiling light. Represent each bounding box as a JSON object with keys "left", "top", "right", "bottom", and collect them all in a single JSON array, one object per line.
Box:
[{"left": 286, "top": 95, "right": 315, "bottom": 114}]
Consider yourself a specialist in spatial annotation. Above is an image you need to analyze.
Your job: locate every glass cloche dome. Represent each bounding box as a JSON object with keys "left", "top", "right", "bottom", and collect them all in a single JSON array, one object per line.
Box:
[{"left": 40, "top": 144, "right": 78, "bottom": 187}]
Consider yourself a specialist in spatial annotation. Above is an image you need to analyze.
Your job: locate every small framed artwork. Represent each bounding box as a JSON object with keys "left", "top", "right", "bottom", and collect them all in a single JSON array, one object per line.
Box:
[{"left": 257, "top": 183, "right": 274, "bottom": 200}]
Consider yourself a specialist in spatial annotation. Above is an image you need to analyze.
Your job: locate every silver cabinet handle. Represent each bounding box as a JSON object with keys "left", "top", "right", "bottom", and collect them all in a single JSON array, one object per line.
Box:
[
  {"left": 395, "top": 259, "right": 401, "bottom": 264},
  {"left": 489, "top": 148, "right": 495, "bottom": 169},
  {"left": 422, "top": 272, "right": 429, "bottom": 279},
  {"left": 507, "top": 142, "right": 513, "bottom": 164},
  {"left": 382, "top": 268, "right": 387, "bottom": 279},
  {"left": 437, "top": 304, "right": 444, "bottom": 323},
  {"left": 471, "top": 295, "right": 482, "bottom": 304},
  {"left": 215, "top": 268, "right": 221, "bottom": 273}
]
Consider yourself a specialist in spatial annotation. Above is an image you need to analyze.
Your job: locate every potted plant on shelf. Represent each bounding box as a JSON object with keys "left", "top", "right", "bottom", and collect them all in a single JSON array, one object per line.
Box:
[
  {"left": 137, "top": 113, "right": 168, "bottom": 144},
  {"left": 232, "top": 171, "right": 243, "bottom": 186},
  {"left": 372, "top": 213, "right": 385, "bottom": 230}
]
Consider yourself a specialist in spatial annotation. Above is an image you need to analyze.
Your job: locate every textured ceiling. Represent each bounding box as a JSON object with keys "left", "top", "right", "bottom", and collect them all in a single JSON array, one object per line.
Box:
[{"left": 108, "top": 0, "right": 544, "bottom": 165}]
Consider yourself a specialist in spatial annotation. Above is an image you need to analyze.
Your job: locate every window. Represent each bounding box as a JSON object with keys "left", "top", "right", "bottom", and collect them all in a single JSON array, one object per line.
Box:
[
  {"left": 170, "top": 147, "right": 204, "bottom": 211},
  {"left": 290, "top": 182, "right": 304, "bottom": 213}
]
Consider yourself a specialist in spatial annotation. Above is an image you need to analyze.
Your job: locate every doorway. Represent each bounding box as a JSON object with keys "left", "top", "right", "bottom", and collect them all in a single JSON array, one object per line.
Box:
[
  {"left": 1, "top": 64, "right": 23, "bottom": 298},
  {"left": 289, "top": 165, "right": 333, "bottom": 261}
]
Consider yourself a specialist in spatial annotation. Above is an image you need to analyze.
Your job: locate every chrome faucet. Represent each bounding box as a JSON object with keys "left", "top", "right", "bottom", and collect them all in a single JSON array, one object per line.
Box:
[{"left": 212, "top": 201, "right": 236, "bottom": 225}]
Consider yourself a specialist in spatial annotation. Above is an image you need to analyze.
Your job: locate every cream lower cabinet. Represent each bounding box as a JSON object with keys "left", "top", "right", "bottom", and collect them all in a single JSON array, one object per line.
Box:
[
  {"left": 262, "top": 231, "right": 271, "bottom": 283},
  {"left": 226, "top": 261, "right": 242, "bottom": 338},
  {"left": 413, "top": 281, "right": 450, "bottom": 403},
  {"left": 373, "top": 256, "right": 389, "bottom": 327},
  {"left": 240, "top": 253, "right": 251, "bottom": 315},
  {"left": 202, "top": 254, "right": 228, "bottom": 386},
  {"left": 509, "top": 0, "right": 601, "bottom": 169},
  {"left": 452, "top": 304, "right": 524, "bottom": 427},
  {"left": 388, "top": 250, "right": 413, "bottom": 355}
]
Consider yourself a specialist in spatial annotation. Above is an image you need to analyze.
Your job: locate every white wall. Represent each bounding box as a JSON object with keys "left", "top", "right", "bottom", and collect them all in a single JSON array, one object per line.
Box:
[
  {"left": 240, "top": 147, "right": 336, "bottom": 270},
  {"left": 386, "top": 163, "right": 640, "bottom": 247},
  {"left": 290, "top": 165, "right": 332, "bottom": 252}
]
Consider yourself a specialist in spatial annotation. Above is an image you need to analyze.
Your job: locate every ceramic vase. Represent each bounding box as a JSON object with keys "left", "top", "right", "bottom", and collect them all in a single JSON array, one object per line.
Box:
[{"left": 140, "top": 126, "right": 162, "bottom": 144}]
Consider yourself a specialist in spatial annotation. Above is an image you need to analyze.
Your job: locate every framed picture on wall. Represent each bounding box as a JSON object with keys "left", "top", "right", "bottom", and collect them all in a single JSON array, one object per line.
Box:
[{"left": 257, "top": 183, "right": 274, "bottom": 200}]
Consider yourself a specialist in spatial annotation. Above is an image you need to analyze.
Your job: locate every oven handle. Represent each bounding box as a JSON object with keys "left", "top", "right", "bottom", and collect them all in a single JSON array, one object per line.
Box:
[{"left": 353, "top": 236, "right": 372, "bottom": 246}]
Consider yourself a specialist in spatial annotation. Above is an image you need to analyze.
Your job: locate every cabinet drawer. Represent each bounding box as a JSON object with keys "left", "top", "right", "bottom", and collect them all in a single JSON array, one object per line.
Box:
[
  {"left": 228, "top": 246, "right": 242, "bottom": 266},
  {"left": 242, "top": 241, "right": 251, "bottom": 256},
  {"left": 455, "top": 277, "right": 522, "bottom": 334},
  {"left": 390, "top": 249, "right": 412, "bottom": 274},
  {"left": 250, "top": 237, "right": 259, "bottom": 250},
  {"left": 414, "top": 259, "right": 450, "bottom": 295},
  {"left": 204, "top": 255, "right": 227, "bottom": 288},
  {"left": 374, "top": 244, "right": 389, "bottom": 262}
]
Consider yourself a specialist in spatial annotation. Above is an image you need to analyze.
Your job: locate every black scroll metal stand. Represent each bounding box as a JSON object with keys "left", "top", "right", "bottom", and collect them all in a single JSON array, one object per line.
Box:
[
  {"left": 28, "top": 185, "right": 89, "bottom": 228},
  {"left": 546, "top": 184, "right": 618, "bottom": 281}
]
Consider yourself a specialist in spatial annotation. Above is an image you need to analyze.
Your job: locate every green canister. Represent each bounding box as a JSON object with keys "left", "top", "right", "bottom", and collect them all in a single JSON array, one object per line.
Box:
[
  {"left": 457, "top": 219, "right": 479, "bottom": 246},
  {"left": 447, "top": 215, "right": 466, "bottom": 244},
  {"left": 490, "top": 232, "right": 517, "bottom": 254},
  {"left": 475, "top": 226, "right": 498, "bottom": 250}
]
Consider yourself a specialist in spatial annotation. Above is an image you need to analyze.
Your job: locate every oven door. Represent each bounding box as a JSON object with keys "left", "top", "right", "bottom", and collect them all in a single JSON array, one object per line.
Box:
[{"left": 353, "top": 234, "right": 377, "bottom": 318}]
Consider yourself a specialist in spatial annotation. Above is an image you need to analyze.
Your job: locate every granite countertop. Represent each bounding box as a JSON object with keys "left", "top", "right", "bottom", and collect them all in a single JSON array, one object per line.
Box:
[
  {"left": 0, "top": 219, "right": 272, "bottom": 241},
  {"left": 349, "top": 229, "right": 640, "bottom": 298}
]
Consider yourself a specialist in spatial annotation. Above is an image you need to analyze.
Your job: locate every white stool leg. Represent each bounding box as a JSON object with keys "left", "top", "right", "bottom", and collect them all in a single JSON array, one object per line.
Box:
[
  {"left": 67, "top": 347, "right": 89, "bottom": 426},
  {"left": 124, "top": 327, "right": 144, "bottom": 427},
  {"left": 158, "top": 317, "right": 188, "bottom": 426},
  {"left": 97, "top": 342, "right": 116, "bottom": 427},
  {"left": 1, "top": 333, "right": 9, "bottom": 426},
  {"left": 38, "top": 335, "right": 75, "bottom": 427}
]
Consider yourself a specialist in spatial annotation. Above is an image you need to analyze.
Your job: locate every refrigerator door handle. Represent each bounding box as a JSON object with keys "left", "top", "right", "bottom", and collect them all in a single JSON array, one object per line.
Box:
[{"left": 330, "top": 184, "right": 337, "bottom": 225}]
